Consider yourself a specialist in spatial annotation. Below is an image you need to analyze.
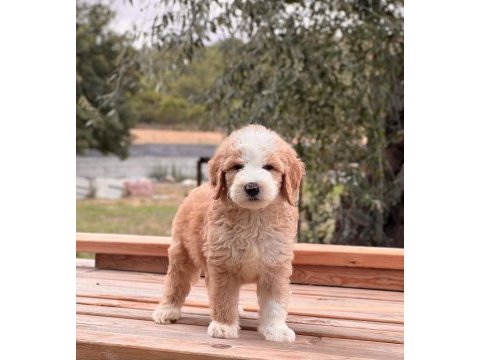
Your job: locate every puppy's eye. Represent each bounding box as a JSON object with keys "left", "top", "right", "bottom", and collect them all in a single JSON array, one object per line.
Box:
[
  {"left": 232, "top": 164, "right": 244, "bottom": 171},
  {"left": 263, "top": 165, "right": 274, "bottom": 171}
]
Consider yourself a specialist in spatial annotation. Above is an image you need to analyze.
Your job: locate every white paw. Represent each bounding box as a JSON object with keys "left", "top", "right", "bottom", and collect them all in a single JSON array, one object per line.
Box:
[
  {"left": 207, "top": 320, "right": 240, "bottom": 339},
  {"left": 259, "top": 324, "right": 296, "bottom": 342},
  {"left": 152, "top": 304, "right": 181, "bottom": 324}
]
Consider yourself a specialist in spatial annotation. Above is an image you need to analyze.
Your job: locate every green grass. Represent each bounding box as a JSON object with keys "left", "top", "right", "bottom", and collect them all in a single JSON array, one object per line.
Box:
[
  {"left": 77, "top": 200, "right": 179, "bottom": 236},
  {"left": 76, "top": 184, "right": 195, "bottom": 259}
]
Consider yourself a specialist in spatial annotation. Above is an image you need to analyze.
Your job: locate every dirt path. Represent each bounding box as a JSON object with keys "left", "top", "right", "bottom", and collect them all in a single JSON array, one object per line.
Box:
[{"left": 131, "top": 129, "right": 225, "bottom": 145}]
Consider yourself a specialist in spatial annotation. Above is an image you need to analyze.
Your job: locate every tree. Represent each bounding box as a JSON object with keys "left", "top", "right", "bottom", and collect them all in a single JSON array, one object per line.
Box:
[
  {"left": 151, "top": 0, "right": 404, "bottom": 246},
  {"left": 76, "top": 1, "right": 139, "bottom": 158},
  {"left": 130, "top": 43, "right": 228, "bottom": 129}
]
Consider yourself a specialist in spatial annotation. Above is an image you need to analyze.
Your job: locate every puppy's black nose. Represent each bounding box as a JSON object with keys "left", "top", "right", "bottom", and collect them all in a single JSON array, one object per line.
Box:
[{"left": 245, "top": 182, "right": 260, "bottom": 197}]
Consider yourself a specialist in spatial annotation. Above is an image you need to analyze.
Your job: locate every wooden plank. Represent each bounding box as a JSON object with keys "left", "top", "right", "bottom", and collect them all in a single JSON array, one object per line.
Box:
[
  {"left": 291, "top": 265, "right": 404, "bottom": 291},
  {"left": 76, "top": 300, "right": 403, "bottom": 344},
  {"left": 77, "top": 342, "right": 215, "bottom": 360},
  {"left": 76, "top": 273, "right": 403, "bottom": 309},
  {"left": 293, "top": 243, "right": 403, "bottom": 269},
  {"left": 76, "top": 233, "right": 170, "bottom": 257},
  {"left": 77, "top": 314, "right": 403, "bottom": 360},
  {"left": 76, "top": 262, "right": 404, "bottom": 302},
  {"left": 78, "top": 335, "right": 403, "bottom": 360},
  {"left": 96, "top": 253, "right": 169, "bottom": 273},
  {"left": 76, "top": 258, "right": 404, "bottom": 359},
  {"left": 87, "top": 254, "right": 403, "bottom": 291},
  {"left": 76, "top": 276, "right": 404, "bottom": 324},
  {"left": 76, "top": 233, "right": 404, "bottom": 270},
  {"left": 77, "top": 296, "right": 403, "bottom": 333},
  {"left": 77, "top": 273, "right": 398, "bottom": 307}
]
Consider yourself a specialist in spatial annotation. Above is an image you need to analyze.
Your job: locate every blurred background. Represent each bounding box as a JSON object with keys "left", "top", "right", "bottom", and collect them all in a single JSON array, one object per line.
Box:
[{"left": 76, "top": 0, "right": 403, "bottom": 247}]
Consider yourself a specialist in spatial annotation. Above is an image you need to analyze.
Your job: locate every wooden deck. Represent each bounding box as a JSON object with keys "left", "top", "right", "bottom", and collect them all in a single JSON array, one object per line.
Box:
[{"left": 76, "top": 233, "right": 404, "bottom": 360}]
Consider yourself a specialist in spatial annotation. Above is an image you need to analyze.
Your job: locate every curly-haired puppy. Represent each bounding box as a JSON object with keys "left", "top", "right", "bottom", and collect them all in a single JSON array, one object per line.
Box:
[{"left": 152, "top": 124, "right": 305, "bottom": 342}]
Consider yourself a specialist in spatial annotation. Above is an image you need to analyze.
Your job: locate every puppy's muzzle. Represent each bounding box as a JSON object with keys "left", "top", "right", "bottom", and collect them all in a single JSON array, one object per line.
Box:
[{"left": 245, "top": 182, "right": 260, "bottom": 197}]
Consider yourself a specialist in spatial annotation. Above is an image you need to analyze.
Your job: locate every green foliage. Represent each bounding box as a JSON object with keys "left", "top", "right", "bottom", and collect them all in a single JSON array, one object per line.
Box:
[
  {"left": 130, "top": 44, "right": 227, "bottom": 128},
  {"left": 151, "top": 0, "right": 404, "bottom": 247},
  {"left": 76, "top": 1, "right": 139, "bottom": 158},
  {"left": 76, "top": 1, "right": 233, "bottom": 138}
]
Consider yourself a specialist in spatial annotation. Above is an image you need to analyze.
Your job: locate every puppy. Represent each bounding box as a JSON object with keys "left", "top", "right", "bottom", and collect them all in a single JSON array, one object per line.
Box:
[{"left": 152, "top": 124, "right": 305, "bottom": 342}]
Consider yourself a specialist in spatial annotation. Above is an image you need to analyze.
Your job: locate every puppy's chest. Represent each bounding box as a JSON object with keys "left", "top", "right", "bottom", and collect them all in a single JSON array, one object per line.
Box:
[{"left": 212, "top": 219, "right": 293, "bottom": 278}]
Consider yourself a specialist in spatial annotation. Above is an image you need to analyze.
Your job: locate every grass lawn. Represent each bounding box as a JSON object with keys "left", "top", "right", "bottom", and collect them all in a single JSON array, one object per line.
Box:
[
  {"left": 76, "top": 200, "right": 178, "bottom": 235},
  {"left": 76, "top": 184, "right": 195, "bottom": 258}
]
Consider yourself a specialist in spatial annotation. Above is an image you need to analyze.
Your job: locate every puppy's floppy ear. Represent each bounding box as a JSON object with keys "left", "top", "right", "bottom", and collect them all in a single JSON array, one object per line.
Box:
[
  {"left": 208, "top": 146, "right": 227, "bottom": 200},
  {"left": 281, "top": 147, "right": 305, "bottom": 206}
]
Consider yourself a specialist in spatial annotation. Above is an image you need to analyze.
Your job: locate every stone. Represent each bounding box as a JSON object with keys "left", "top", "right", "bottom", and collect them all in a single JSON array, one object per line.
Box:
[{"left": 92, "top": 178, "right": 125, "bottom": 199}]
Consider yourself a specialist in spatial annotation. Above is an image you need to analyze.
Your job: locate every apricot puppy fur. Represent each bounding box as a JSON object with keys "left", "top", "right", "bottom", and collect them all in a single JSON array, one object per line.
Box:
[{"left": 152, "top": 124, "right": 305, "bottom": 342}]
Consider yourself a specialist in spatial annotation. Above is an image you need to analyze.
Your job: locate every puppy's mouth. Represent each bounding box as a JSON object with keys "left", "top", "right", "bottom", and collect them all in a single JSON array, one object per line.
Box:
[{"left": 234, "top": 194, "right": 270, "bottom": 210}]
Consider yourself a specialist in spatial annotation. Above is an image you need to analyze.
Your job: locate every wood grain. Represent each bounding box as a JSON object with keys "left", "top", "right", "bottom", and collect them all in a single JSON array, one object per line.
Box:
[
  {"left": 76, "top": 300, "right": 404, "bottom": 343},
  {"left": 76, "top": 258, "right": 404, "bottom": 359},
  {"left": 291, "top": 265, "right": 404, "bottom": 291},
  {"left": 76, "top": 273, "right": 404, "bottom": 324},
  {"left": 293, "top": 243, "right": 403, "bottom": 269},
  {"left": 77, "top": 314, "right": 403, "bottom": 360},
  {"left": 77, "top": 262, "right": 404, "bottom": 302},
  {"left": 76, "top": 233, "right": 170, "bottom": 256},
  {"left": 89, "top": 254, "right": 403, "bottom": 291},
  {"left": 77, "top": 296, "right": 403, "bottom": 332},
  {"left": 76, "top": 232, "right": 404, "bottom": 270},
  {"left": 95, "top": 253, "right": 169, "bottom": 273}
]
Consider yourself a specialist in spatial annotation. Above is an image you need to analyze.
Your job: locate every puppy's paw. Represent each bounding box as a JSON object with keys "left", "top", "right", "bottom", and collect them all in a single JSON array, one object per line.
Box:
[
  {"left": 207, "top": 320, "right": 240, "bottom": 339},
  {"left": 259, "top": 324, "right": 296, "bottom": 343},
  {"left": 152, "top": 304, "right": 181, "bottom": 324}
]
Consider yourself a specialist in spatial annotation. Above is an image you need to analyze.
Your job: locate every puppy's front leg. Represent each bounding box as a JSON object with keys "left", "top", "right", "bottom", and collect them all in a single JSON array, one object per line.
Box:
[
  {"left": 257, "top": 266, "right": 295, "bottom": 343},
  {"left": 206, "top": 268, "right": 241, "bottom": 339}
]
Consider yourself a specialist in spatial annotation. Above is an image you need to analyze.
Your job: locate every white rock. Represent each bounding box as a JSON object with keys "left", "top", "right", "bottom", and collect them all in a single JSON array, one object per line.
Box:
[
  {"left": 76, "top": 177, "right": 91, "bottom": 199},
  {"left": 92, "top": 177, "right": 125, "bottom": 199}
]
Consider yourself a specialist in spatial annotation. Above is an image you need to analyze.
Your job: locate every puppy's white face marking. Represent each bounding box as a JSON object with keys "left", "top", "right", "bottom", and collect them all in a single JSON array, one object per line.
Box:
[
  {"left": 228, "top": 127, "right": 280, "bottom": 210},
  {"left": 235, "top": 126, "right": 275, "bottom": 164}
]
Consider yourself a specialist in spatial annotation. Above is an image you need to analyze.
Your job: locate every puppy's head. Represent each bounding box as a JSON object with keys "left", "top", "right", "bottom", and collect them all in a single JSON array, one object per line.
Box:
[{"left": 208, "top": 125, "right": 305, "bottom": 210}]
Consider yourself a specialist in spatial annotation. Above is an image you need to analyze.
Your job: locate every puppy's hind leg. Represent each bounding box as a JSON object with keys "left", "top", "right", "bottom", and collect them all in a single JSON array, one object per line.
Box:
[{"left": 152, "top": 239, "right": 199, "bottom": 324}]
